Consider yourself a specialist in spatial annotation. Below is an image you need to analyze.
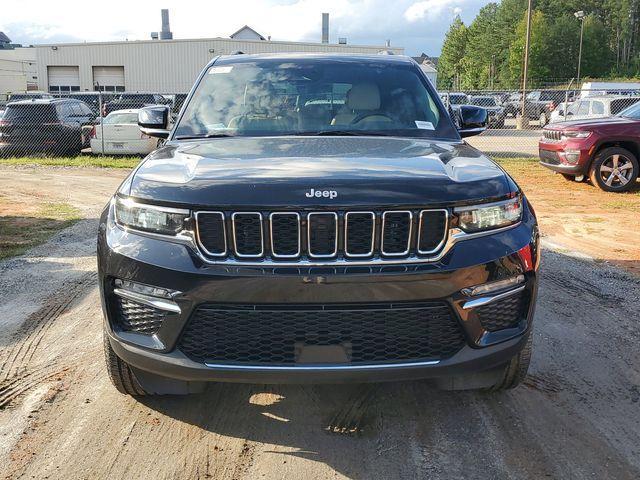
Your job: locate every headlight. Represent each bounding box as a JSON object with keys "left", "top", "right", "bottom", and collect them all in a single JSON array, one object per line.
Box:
[
  {"left": 561, "top": 131, "right": 591, "bottom": 141},
  {"left": 455, "top": 197, "right": 522, "bottom": 232},
  {"left": 114, "top": 197, "right": 189, "bottom": 235}
]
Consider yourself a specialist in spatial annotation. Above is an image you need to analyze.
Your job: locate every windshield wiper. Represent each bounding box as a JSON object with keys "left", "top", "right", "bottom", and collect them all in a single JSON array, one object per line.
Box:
[{"left": 175, "top": 133, "right": 236, "bottom": 140}]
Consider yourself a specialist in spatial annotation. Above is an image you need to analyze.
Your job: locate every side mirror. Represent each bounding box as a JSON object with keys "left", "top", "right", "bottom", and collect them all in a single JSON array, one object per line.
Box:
[
  {"left": 457, "top": 105, "right": 488, "bottom": 138},
  {"left": 138, "top": 106, "right": 170, "bottom": 139}
]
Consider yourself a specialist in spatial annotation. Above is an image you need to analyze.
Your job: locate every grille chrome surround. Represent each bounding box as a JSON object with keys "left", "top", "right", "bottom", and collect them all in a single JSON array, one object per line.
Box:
[
  {"left": 381, "top": 210, "right": 413, "bottom": 257},
  {"left": 307, "top": 212, "right": 338, "bottom": 258},
  {"left": 344, "top": 211, "right": 375, "bottom": 258},
  {"left": 186, "top": 207, "right": 509, "bottom": 266},
  {"left": 194, "top": 211, "right": 227, "bottom": 257},
  {"left": 417, "top": 209, "right": 449, "bottom": 255},
  {"left": 269, "top": 212, "right": 301, "bottom": 259},
  {"left": 232, "top": 212, "right": 264, "bottom": 258}
]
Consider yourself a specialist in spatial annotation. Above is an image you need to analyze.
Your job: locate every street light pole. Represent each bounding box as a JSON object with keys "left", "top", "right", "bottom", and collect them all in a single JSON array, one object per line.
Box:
[{"left": 575, "top": 11, "right": 585, "bottom": 85}]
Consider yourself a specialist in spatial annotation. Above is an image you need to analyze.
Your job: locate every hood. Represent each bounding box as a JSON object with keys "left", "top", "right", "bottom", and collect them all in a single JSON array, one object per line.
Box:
[
  {"left": 545, "top": 115, "right": 635, "bottom": 130},
  {"left": 124, "top": 136, "right": 512, "bottom": 208}
]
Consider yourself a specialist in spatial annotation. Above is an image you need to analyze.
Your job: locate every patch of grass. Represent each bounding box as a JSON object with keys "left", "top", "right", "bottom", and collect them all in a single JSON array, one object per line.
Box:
[
  {"left": 0, "top": 155, "right": 141, "bottom": 169},
  {"left": 0, "top": 201, "right": 82, "bottom": 260}
]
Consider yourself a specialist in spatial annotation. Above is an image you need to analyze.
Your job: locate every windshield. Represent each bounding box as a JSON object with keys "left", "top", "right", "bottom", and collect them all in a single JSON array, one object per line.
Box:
[
  {"left": 471, "top": 97, "right": 497, "bottom": 107},
  {"left": 4, "top": 104, "right": 57, "bottom": 123},
  {"left": 174, "top": 59, "right": 455, "bottom": 139},
  {"left": 617, "top": 100, "right": 640, "bottom": 119}
]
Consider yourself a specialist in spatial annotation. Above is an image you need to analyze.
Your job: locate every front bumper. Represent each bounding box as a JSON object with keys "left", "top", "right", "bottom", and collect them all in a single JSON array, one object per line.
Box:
[
  {"left": 539, "top": 137, "right": 594, "bottom": 174},
  {"left": 98, "top": 200, "right": 540, "bottom": 384}
]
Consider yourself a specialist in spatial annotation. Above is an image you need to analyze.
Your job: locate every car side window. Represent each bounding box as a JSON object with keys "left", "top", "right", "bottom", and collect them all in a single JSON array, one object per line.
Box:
[
  {"left": 57, "top": 104, "right": 73, "bottom": 119},
  {"left": 577, "top": 101, "right": 590, "bottom": 115},
  {"left": 592, "top": 101, "right": 605, "bottom": 115}
]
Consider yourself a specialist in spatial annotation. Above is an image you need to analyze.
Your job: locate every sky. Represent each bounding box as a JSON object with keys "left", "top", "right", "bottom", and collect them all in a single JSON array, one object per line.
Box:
[{"left": 0, "top": 0, "right": 491, "bottom": 56}]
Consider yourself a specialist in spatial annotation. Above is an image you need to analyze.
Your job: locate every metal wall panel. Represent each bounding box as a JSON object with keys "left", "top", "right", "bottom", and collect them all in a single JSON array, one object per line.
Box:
[{"left": 36, "top": 38, "right": 404, "bottom": 93}]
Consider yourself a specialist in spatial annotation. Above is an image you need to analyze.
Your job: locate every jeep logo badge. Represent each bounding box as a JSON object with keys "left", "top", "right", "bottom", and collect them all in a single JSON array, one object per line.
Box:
[{"left": 305, "top": 188, "right": 337, "bottom": 199}]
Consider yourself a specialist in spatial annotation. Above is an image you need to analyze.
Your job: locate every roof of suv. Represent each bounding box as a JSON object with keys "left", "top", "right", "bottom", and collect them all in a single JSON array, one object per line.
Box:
[
  {"left": 213, "top": 52, "right": 417, "bottom": 66},
  {"left": 577, "top": 95, "right": 640, "bottom": 103},
  {"left": 7, "top": 98, "right": 82, "bottom": 106}
]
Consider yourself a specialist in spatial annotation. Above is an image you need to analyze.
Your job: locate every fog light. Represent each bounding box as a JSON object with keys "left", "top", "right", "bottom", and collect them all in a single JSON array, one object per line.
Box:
[
  {"left": 461, "top": 275, "right": 525, "bottom": 297},
  {"left": 113, "top": 279, "right": 176, "bottom": 299},
  {"left": 561, "top": 150, "right": 581, "bottom": 164}
]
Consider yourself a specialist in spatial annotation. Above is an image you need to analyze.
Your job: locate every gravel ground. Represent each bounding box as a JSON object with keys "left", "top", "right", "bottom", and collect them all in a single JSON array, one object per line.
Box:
[{"left": 1, "top": 167, "right": 639, "bottom": 480}]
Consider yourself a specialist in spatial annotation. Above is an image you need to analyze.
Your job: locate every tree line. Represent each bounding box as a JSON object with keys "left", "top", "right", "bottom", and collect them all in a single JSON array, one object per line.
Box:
[{"left": 437, "top": 0, "right": 640, "bottom": 90}]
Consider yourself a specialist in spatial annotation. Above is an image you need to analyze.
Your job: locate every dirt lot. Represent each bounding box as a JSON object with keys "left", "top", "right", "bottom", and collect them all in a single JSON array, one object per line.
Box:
[
  {"left": 1, "top": 164, "right": 639, "bottom": 479},
  {"left": 498, "top": 158, "right": 640, "bottom": 276}
]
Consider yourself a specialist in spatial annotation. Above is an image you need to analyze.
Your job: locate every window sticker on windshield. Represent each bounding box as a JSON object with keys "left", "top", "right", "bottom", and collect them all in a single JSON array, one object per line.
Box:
[
  {"left": 208, "top": 66, "right": 233, "bottom": 74},
  {"left": 415, "top": 121, "right": 435, "bottom": 130}
]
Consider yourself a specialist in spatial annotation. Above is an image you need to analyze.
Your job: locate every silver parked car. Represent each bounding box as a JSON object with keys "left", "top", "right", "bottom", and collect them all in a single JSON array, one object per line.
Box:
[{"left": 551, "top": 95, "right": 640, "bottom": 123}]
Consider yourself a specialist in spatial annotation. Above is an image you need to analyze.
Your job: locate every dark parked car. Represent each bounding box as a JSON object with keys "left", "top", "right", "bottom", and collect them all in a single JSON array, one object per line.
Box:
[
  {"left": 0, "top": 98, "right": 95, "bottom": 156},
  {"left": 522, "top": 90, "right": 567, "bottom": 126},
  {"left": 469, "top": 95, "right": 506, "bottom": 128},
  {"left": 7, "top": 92, "right": 54, "bottom": 102},
  {"left": 99, "top": 53, "right": 539, "bottom": 396},
  {"left": 103, "top": 93, "right": 167, "bottom": 116},
  {"left": 504, "top": 93, "right": 522, "bottom": 117},
  {"left": 63, "top": 92, "right": 116, "bottom": 116},
  {"left": 539, "top": 100, "right": 640, "bottom": 191}
]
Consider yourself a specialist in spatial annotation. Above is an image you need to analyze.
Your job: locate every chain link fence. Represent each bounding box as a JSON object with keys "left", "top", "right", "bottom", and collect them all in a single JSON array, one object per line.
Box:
[
  {"left": 441, "top": 87, "right": 640, "bottom": 158},
  {"left": 1, "top": 87, "right": 640, "bottom": 159},
  {"left": 0, "top": 91, "right": 186, "bottom": 158}
]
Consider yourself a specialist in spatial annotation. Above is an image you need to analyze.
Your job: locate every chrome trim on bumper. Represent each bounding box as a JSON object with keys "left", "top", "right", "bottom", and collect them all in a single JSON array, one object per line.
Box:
[
  {"left": 204, "top": 359, "right": 441, "bottom": 371},
  {"left": 113, "top": 288, "right": 182, "bottom": 313},
  {"left": 462, "top": 285, "right": 526, "bottom": 310}
]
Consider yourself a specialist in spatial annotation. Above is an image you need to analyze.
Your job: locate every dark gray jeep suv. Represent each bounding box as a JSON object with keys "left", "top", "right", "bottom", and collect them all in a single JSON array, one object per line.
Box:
[{"left": 98, "top": 54, "right": 539, "bottom": 396}]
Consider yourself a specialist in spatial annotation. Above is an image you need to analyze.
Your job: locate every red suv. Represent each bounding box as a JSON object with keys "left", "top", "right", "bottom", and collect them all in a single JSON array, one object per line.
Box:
[{"left": 539, "top": 102, "right": 640, "bottom": 192}]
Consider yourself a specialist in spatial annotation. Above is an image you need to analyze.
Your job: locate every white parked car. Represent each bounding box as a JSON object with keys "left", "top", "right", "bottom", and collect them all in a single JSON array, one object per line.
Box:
[
  {"left": 549, "top": 96, "right": 640, "bottom": 123},
  {"left": 91, "top": 109, "right": 161, "bottom": 155}
]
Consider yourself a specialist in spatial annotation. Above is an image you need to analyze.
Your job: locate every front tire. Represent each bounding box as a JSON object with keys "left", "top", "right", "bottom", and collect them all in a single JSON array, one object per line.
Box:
[
  {"left": 103, "top": 331, "right": 206, "bottom": 396},
  {"left": 487, "top": 333, "right": 532, "bottom": 391},
  {"left": 589, "top": 147, "right": 639, "bottom": 192},
  {"left": 103, "top": 332, "right": 149, "bottom": 396}
]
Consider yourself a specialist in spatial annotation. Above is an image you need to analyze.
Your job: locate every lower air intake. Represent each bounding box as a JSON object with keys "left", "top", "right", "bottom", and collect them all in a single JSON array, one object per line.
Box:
[
  {"left": 178, "top": 302, "right": 466, "bottom": 365},
  {"left": 114, "top": 297, "right": 167, "bottom": 335}
]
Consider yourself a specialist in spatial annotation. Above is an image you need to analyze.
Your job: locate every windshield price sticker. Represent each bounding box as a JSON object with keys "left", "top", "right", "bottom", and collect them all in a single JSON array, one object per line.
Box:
[{"left": 415, "top": 121, "right": 435, "bottom": 130}]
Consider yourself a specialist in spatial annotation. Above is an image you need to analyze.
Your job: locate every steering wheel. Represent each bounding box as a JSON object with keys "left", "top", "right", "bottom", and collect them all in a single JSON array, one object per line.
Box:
[{"left": 350, "top": 112, "right": 394, "bottom": 125}]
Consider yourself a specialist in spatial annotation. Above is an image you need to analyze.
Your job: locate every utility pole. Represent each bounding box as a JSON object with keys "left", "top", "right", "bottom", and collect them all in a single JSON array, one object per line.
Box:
[
  {"left": 574, "top": 11, "right": 586, "bottom": 85},
  {"left": 518, "top": 0, "right": 533, "bottom": 128}
]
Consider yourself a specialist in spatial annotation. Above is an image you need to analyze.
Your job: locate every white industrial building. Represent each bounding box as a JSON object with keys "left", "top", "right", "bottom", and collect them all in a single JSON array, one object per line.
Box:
[
  {"left": 0, "top": 11, "right": 411, "bottom": 96},
  {"left": 34, "top": 36, "right": 403, "bottom": 94}
]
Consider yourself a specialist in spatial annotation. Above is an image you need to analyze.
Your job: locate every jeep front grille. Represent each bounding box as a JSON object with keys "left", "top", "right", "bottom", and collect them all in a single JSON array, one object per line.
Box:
[
  {"left": 543, "top": 129, "right": 562, "bottom": 141},
  {"left": 195, "top": 208, "right": 448, "bottom": 263}
]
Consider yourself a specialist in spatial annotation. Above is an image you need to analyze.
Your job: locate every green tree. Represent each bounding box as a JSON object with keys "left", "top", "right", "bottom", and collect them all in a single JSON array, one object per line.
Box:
[
  {"left": 507, "top": 10, "right": 552, "bottom": 88},
  {"left": 437, "top": 16, "right": 468, "bottom": 90},
  {"left": 459, "top": 3, "right": 501, "bottom": 89}
]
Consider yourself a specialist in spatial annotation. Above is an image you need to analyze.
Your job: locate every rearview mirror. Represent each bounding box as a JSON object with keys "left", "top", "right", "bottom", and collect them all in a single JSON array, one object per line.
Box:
[
  {"left": 138, "top": 106, "right": 170, "bottom": 139},
  {"left": 456, "top": 105, "right": 488, "bottom": 138}
]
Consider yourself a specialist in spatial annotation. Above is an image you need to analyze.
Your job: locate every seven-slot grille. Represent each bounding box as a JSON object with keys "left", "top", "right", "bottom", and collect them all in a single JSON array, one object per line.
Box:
[
  {"left": 543, "top": 129, "right": 562, "bottom": 141},
  {"left": 195, "top": 209, "right": 448, "bottom": 262}
]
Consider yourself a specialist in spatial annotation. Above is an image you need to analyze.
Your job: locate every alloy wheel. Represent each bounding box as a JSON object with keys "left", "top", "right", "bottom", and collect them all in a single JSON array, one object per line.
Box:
[{"left": 599, "top": 154, "right": 634, "bottom": 188}]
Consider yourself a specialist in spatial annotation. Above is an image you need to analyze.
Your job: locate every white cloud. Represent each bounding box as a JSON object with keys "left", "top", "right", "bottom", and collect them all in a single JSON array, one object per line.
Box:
[
  {"left": 404, "top": 0, "right": 464, "bottom": 22},
  {"left": 0, "top": 0, "right": 489, "bottom": 55}
]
